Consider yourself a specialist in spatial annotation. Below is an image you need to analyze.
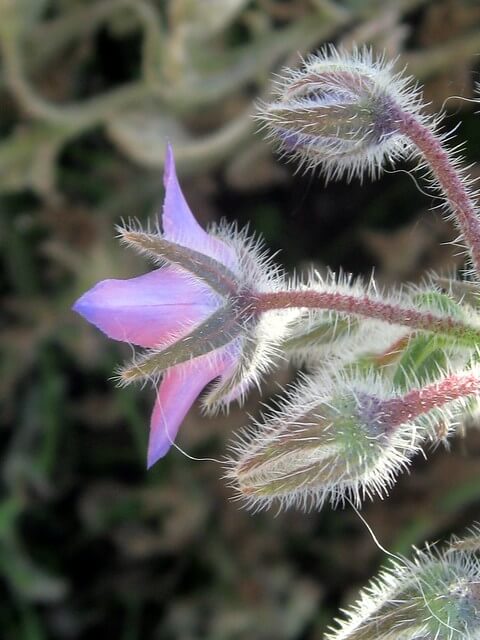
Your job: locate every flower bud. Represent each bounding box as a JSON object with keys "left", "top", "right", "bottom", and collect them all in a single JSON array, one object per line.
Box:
[
  {"left": 228, "top": 372, "right": 421, "bottom": 511},
  {"left": 258, "top": 46, "right": 424, "bottom": 180},
  {"left": 327, "top": 542, "right": 480, "bottom": 639}
]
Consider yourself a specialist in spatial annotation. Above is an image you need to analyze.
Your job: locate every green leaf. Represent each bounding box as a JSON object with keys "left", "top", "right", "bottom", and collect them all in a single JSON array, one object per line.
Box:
[
  {"left": 283, "top": 316, "right": 355, "bottom": 352},
  {"left": 412, "top": 290, "right": 480, "bottom": 348},
  {"left": 393, "top": 333, "right": 447, "bottom": 391},
  {"left": 413, "top": 290, "right": 466, "bottom": 319}
]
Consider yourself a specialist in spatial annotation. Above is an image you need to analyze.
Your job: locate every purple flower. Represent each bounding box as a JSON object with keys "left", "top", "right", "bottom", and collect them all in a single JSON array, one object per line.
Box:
[{"left": 73, "top": 145, "right": 293, "bottom": 468}]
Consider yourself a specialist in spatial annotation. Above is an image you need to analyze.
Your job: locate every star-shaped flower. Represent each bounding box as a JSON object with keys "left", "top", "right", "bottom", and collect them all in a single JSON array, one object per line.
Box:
[{"left": 73, "top": 145, "right": 293, "bottom": 467}]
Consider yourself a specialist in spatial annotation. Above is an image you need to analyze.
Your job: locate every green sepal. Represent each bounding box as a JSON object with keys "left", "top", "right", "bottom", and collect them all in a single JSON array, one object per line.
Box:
[
  {"left": 120, "top": 301, "right": 242, "bottom": 383},
  {"left": 120, "top": 230, "right": 238, "bottom": 296}
]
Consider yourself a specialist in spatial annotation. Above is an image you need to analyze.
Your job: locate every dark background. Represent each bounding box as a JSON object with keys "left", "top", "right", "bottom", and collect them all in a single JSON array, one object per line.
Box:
[{"left": 1, "top": 1, "right": 480, "bottom": 638}]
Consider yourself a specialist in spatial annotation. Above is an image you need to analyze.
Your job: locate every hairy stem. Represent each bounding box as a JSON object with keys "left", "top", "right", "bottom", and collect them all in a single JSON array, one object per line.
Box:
[
  {"left": 255, "top": 290, "right": 479, "bottom": 342},
  {"left": 396, "top": 110, "right": 480, "bottom": 277},
  {"left": 382, "top": 371, "right": 480, "bottom": 427}
]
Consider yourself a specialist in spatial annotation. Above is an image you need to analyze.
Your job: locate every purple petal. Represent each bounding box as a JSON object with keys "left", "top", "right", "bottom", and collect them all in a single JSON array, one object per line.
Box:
[
  {"left": 73, "top": 267, "right": 218, "bottom": 348},
  {"left": 147, "top": 350, "right": 234, "bottom": 467},
  {"left": 162, "top": 144, "right": 238, "bottom": 270}
]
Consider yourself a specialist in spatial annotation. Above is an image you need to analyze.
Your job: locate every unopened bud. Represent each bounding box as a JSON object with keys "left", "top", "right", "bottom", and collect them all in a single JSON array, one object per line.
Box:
[
  {"left": 327, "top": 543, "right": 480, "bottom": 639},
  {"left": 258, "top": 46, "right": 424, "bottom": 180},
  {"left": 228, "top": 372, "right": 420, "bottom": 511}
]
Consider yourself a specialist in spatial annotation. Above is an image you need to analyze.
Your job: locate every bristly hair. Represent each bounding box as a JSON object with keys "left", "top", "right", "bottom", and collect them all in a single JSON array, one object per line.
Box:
[
  {"left": 282, "top": 268, "right": 480, "bottom": 371},
  {"left": 283, "top": 268, "right": 409, "bottom": 368},
  {"left": 326, "top": 533, "right": 480, "bottom": 639},
  {"left": 447, "top": 522, "right": 480, "bottom": 554},
  {"left": 201, "top": 219, "right": 301, "bottom": 413}
]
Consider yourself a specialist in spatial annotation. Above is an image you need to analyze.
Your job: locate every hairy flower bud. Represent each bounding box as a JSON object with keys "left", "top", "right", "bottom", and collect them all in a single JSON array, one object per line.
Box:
[
  {"left": 229, "top": 363, "right": 480, "bottom": 510},
  {"left": 258, "top": 46, "right": 425, "bottom": 180},
  {"left": 228, "top": 372, "right": 421, "bottom": 511},
  {"left": 327, "top": 539, "right": 480, "bottom": 639}
]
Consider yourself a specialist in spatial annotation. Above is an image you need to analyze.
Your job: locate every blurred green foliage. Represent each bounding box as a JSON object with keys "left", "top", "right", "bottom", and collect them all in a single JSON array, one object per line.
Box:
[{"left": 1, "top": 1, "right": 480, "bottom": 638}]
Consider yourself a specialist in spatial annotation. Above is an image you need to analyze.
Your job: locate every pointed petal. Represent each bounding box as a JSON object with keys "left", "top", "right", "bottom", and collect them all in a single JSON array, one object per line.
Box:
[
  {"left": 162, "top": 144, "right": 237, "bottom": 270},
  {"left": 73, "top": 267, "right": 217, "bottom": 348},
  {"left": 147, "top": 350, "right": 234, "bottom": 467},
  {"left": 162, "top": 143, "right": 203, "bottom": 241}
]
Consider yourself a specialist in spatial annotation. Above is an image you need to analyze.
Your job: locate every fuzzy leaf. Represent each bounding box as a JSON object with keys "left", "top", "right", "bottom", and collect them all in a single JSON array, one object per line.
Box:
[
  {"left": 413, "top": 290, "right": 466, "bottom": 319},
  {"left": 448, "top": 524, "right": 480, "bottom": 553},
  {"left": 283, "top": 316, "right": 354, "bottom": 352},
  {"left": 393, "top": 333, "right": 448, "bottom": 391}
]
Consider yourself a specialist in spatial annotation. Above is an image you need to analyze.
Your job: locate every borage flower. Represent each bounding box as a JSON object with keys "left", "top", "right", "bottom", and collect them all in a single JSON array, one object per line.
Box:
[{"left": 73, "top": 145, "right": 293, "bottom": 467}]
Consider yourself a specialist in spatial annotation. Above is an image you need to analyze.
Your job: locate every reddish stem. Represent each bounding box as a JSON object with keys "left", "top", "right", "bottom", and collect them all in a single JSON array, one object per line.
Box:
[
  {"left": 396, "top": 111, "right": 480, "bottom": 277},
  {"left": 255, "top": 290, "right": 478, "bottom": 340},
  {"left": 381, "top": 371, "right": 480, "bottom": 427}
]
